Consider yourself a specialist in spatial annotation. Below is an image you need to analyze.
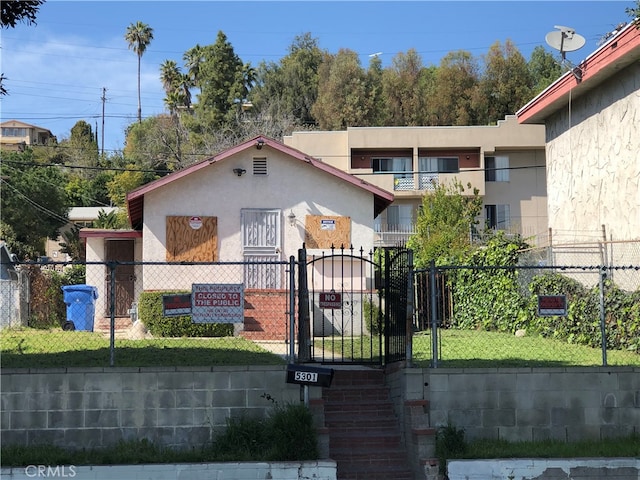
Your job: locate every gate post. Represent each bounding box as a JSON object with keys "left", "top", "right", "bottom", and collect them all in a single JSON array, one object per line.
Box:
[
  {"left": 289, "top": 255, "right": 296, "bottom": 363},
  {"left": 297, "top": 249, "right": 311, "bottom": 362},
  {"left": 108, "top": 261, "right": 116, "bottom": 367}
]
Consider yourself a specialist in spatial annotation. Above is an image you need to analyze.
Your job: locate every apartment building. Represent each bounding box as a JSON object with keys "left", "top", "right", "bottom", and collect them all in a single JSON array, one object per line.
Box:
[
  {"left": 284, "top": 115, "right": 548, "bottom": 247},
  {"left": 0, "top": 120, "right": 55, "bottom": 151}
]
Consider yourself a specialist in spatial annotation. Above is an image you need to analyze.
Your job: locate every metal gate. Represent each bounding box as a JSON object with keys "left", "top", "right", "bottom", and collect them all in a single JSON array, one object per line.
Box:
[{"left": 297, "top": 246, "right": 411, "bottom": 365}]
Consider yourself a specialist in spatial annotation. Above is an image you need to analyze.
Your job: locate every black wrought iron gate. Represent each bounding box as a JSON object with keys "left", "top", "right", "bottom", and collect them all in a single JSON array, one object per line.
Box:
[{"left": 297, "top": 246, "right": 411, "bottom": 365}]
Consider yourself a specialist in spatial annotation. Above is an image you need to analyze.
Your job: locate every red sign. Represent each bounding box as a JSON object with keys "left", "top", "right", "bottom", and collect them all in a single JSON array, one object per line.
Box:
[
  {"left": 319, "top": 292, "right": 342, "bottom": 309},
  {"left": 162, "top": 294, "right": 192, "bottom": 317},
  {"left": 537, "top": 295, "right": 567, "bottom": 316}
]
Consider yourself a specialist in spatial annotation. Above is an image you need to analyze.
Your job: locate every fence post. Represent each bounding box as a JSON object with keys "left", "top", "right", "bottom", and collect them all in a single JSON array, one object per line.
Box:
[
  {"left": 405, "top": 250, "right": 414, "bottom": 366},
  {"left": 429, "top": 260, "right": 439, "bottom": 368},
  {"left": 297, "top": 249, "right": 311, "bottom": 362},
  {"left": 288, "top": 255, "right": 296, "bottom": 364},
  {"left": 599, "top": 266, "right": 608, "bottom": 367},
  {"left": 108, "top": 261, "right": 116, "bottom": 367}
]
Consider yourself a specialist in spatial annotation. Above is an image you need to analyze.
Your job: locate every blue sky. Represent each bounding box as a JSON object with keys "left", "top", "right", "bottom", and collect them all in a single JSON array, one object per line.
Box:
[{"left": 1, "top": 0, "right": 633, "bottom": 152}]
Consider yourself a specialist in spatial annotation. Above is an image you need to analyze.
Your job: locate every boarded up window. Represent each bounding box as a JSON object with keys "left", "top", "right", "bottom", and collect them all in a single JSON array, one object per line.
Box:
[
  {"left": 304, "top": 215, "right": 351, "bottom": 249},
  {"left": 166, "top": 216, "right": 217, "bottom": 261}
]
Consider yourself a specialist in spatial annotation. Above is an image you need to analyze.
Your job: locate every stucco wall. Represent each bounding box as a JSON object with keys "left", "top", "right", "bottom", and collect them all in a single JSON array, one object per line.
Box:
[{"left": 545, "top": 61, "right": 640, "bottom": 242}]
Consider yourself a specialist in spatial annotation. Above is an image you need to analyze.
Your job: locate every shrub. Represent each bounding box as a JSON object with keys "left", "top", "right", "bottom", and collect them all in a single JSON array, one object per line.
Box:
[
  {"left": 138, "top": 291, "right": 233, "bottom": 337},
  {"left": 363, "top": 295, "right": 382, "bottom": 335}
]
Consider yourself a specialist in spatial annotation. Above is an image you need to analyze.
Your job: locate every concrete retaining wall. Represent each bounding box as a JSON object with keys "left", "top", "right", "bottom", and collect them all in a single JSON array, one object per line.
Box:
[
  {"left": 447, "top": 458, "right": 640, "bottom": 480},
  {"left": 0, "top": 366, "right": 316, "bottom": 449},
  {"left": 0, "top": 461, "right": 337, "bottom": 480},
  {"left": 387, "top": 366, "right": 640, "bottom": 442}
]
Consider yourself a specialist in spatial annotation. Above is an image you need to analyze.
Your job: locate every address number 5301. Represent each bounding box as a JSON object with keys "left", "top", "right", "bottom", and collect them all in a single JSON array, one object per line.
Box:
[{"left": 294, "top": 371, "right": 318, "bottom": 383}]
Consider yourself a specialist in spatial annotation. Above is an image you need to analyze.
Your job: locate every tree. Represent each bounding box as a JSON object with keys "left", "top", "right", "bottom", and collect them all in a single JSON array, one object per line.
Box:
[
  {"left": 1, "top": 0, "right": 44, "bottom": 28},
  {"left": 251, "top": 33, "right": 325, "bottom": 126},
  {"left": 190, "top": 31, "right": 244, "bottom": 129},
  {"left": 627, "top": 0, "right": 640, "bottom": 24},
  {"left": 473, "top": 40, "right": 533, "bottom": 124},
  {"left": 431, "top": 51, "right": 479, "bottom": 126},
  {"left": 59, "top": 120, "right": 99, "bottom": 178},
  {"left": 528, "top": 46, "right": 562, "bottom": 95},
  {"left": 125, "top": 21, "right": 154, "bottom": 123},
  {"left": 0, "top": 151, "right": 70, "bottom": 259},
  {"left": 312, "top": 49, "right": 369, "bottom": 130},
  {"left": 407, "top": 180, "right": 483, "bottom": 267},
  {"left": 381, "top": 49, "right": 432, "bottom": 126}
]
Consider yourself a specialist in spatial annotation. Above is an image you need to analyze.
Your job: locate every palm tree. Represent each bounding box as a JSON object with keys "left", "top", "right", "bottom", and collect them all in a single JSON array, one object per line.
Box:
[{"left": 125, "top": 21, "right": 154, "bottom": 123}]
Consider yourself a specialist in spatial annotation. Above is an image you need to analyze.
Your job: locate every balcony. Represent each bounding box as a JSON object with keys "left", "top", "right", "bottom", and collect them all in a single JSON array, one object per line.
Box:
[
  {"left": 374, "top": 224, "right": 416, "bottom": 247},
  {"left": 393, "top": 173, "right": 440, "bottom": 191}
]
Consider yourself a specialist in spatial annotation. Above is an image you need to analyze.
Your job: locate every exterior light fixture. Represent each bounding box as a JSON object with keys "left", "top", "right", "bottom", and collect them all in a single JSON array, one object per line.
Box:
[
  {"left": 256, "top": 139, "right": 265, "bottom": 150},
  {"left": 232, "top": 168, "right": 246, "bottom": 177},
  {"left": 287, "top": 210, "right": 296, "bottom": 226}
]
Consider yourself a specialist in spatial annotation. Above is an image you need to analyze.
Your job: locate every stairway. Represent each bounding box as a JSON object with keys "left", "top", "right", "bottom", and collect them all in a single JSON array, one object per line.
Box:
[{"left": 321, "top": 368, "right": 416, "bottom": 480}]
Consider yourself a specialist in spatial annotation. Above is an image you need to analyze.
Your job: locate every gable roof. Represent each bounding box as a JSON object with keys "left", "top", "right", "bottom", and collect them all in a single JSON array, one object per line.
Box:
[
  {"left": 517, "top": 21, "right": 640, "bottom": 124},
  {"left": 0, "top": 119, "right": 53, "bottom": 135},
  {"left": 126, "top": 135, "right": 394, "bottom": 229}
]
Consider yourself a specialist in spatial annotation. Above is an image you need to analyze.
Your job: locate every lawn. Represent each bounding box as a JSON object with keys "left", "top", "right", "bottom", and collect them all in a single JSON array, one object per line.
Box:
[
  {"left": 1, "top": 326, "right": 638, "bottom": 368},
  {"left": 0, "top": 328, "right": 286, "bottom": 368}
]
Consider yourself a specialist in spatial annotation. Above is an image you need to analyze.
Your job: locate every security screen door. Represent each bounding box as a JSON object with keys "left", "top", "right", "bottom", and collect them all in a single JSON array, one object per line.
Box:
[{"left": 241, "top": 209, "right": 282, "bottom": 289}]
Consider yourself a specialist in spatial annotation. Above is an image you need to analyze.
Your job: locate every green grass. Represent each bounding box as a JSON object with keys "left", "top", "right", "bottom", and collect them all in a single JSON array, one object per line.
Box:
[
  {"left": 313, "top": 329, "right": 639, "bottom": 367},
  {"left": 411, "top": 329, "right": 640, "bottom": 367},
  {"left": 2, "top": 326, "right": 639, "bottom": 369},
  {"left": 0, "top": 327, "right": 286, "bottom": 368}
]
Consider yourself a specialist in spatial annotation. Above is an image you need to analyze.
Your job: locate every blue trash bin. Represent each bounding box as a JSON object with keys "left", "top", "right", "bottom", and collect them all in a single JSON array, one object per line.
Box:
[{"left": 61, "top": 285, "right": 99, "bottom": 332}]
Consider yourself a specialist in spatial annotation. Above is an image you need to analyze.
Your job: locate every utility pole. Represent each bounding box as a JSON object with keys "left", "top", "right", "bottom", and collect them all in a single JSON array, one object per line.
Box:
[{"left": 101, "top": 87, "right": 107, "bottom": 157}]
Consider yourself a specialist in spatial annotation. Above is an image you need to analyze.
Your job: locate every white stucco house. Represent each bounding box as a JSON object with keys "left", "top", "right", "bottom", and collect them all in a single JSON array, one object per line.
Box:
[
  {"left": 516, "top": 21, "right": 640, "bottom": 245},
  {"left": 80, "top": 135, "right": 393, "bottom": 336}
]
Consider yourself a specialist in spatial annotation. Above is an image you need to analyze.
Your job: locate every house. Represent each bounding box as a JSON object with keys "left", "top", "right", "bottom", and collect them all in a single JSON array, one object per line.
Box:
[
  {"left": 516, "top": 21, "right": 640, "bottom": 275},
  {"left": 80, "top": 135, "right": 393, "bottom": 335},
  {"left": 44, "top": 206, "right": 120, "bottom": 262},
  {"left": 0, "top": 120, "right": 55, "bottom": 151},
  {"left": 283, "top": 115, "right": 548, "bottom": 247}
]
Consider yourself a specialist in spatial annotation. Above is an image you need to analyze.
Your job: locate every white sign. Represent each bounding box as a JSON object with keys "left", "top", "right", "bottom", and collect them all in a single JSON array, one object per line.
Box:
[
  {"left": 321, "top": 219, "right": 336, "bottom": 230},
  {"left": 189, "top": 216, "right": 203, "bottom": 230},
  {"left": 192, "top": 284, "right": 244, "bottom": 323}
]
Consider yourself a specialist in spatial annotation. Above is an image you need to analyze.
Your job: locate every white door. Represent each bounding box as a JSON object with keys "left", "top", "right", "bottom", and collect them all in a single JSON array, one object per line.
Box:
[{"left": 241, "top": 209, "right": 282, "bottom": 289}]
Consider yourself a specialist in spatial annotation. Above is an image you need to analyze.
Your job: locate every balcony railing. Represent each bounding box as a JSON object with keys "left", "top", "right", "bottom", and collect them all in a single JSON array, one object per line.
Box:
[
  {"left": 374, "top": 224, "right": 416, "bottom": 247},
  {"left": 392, "top": 173, "right": 440, "bottom": 191}
]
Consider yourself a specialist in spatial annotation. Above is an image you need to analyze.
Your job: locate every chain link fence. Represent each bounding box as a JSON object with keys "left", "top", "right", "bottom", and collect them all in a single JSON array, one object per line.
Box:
[
  {"left": 0, "top": 260, "right": 296, "bottom": 368},
  {"left": 414, "top": 243, "right": 640, "bottom": 367},
  {"left": 2, "top": 241, "right": 639, "bottom": 369}
]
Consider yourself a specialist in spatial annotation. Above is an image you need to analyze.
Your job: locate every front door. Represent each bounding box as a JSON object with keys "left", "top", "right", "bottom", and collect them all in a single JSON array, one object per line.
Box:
[
  {"left": 105, "top": 239, "right": 135, "bottom": 316},
  {"left": 241, "top": 209, "right": 282, "bottom": 289}
]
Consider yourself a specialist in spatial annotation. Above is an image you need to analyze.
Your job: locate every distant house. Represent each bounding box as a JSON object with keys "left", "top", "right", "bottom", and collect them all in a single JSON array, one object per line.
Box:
[
  {"left": 0, "top": 120, "right": 55, "bottom": 151},
  {"left": 45, "top": 206, "right": 120, "bottom": 261},
  {"left": 284, "top": 115, "right": 548, "bottom": 247},
  {"left": 517, "top": 21, "right": 640, "bottom": 244},
  {"left": 80, "top": 135, "right": 393, "bottom": 335}
]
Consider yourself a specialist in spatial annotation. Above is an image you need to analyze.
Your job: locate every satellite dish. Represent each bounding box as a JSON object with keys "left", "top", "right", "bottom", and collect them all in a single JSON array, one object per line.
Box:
[{"left": 545, "top": 25, "right": 586, "bottom": 58}]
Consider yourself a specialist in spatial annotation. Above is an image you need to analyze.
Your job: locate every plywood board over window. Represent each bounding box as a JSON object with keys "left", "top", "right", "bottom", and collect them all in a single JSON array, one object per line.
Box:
[
  {"left": 304, "top": 215, "right": 351, "bottom": 249},
  {"left": 166, "top": 216, "right": 217, "bottom": 261}
]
